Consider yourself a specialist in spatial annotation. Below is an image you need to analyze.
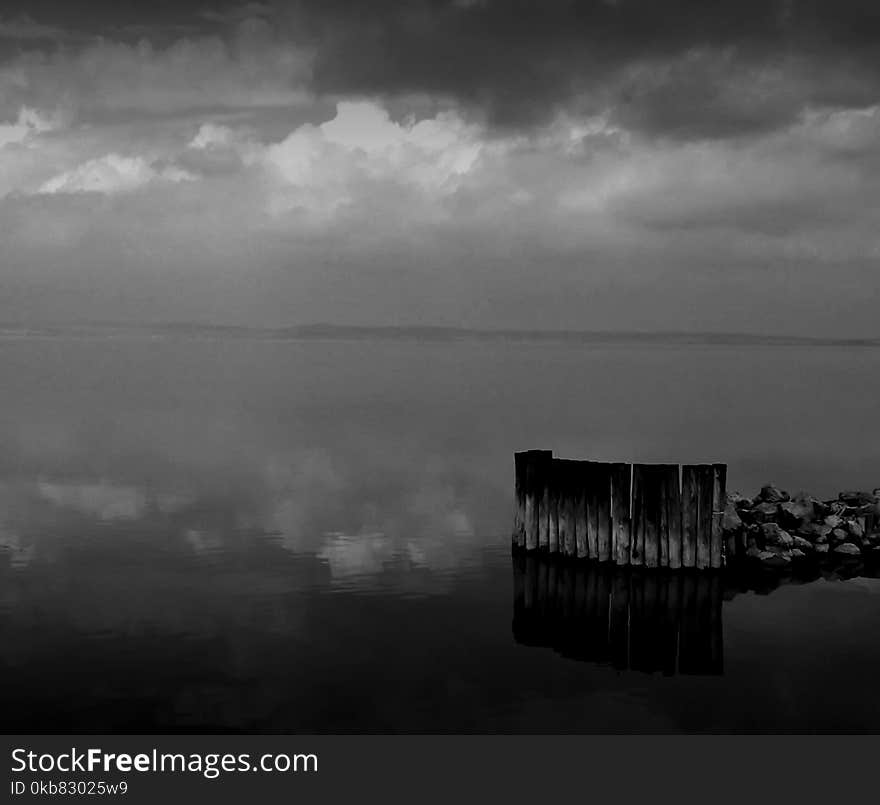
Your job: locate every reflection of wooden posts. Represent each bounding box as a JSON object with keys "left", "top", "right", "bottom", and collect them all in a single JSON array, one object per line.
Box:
[
  {"left": 609, "top": 571, "right": 630, "bottom": 670},
  {"left": 610, "top": 462, "right": 631, "bottom": 565},
  {"left": 661, "top": 574, "right": 682, "bottom": 675},
  {"left": 513, "top": 451, "right": 727, "bottom": 571},
  {"left": 511, "top": 556, "right": 724, "bottom": 676}
]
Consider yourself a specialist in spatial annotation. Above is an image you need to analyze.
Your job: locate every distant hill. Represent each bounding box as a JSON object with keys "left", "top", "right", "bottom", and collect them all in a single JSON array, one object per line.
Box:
[{"left": 0, "top": 322, "right": 878, "bottom": 347}]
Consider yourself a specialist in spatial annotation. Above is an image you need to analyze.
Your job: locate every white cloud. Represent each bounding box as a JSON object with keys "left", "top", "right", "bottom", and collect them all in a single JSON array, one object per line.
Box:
[
  {"left": 38, "top": 153, "right": 195, "bottom": 195},
  {"left": 0, "top": 106, "right": 59, "bottom": 148},
  {"left": 37, "top": 480, "right": 146, "bottom": 520}
]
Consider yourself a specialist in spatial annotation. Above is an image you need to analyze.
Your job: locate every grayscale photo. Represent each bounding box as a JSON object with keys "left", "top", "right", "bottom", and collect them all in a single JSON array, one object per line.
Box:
[{"left": 1, "top": 0, "right": 879, "bottom": 751}]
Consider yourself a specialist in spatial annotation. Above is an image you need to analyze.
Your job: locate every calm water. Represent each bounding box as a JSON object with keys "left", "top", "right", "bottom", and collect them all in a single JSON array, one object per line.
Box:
[{"left": 1, "top": 337, "right": 879, "bottom": 732}]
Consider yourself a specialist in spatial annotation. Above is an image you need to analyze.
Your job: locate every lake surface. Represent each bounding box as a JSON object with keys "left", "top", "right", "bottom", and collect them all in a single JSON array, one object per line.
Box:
[{"left": 1, "top": 336, "right": 879, "bottom": 732}]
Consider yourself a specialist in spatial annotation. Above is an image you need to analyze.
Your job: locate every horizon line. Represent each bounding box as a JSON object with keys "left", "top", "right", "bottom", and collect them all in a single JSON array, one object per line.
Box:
[{"left": 0, "top": 321, "right": 878, "bottom": 346}]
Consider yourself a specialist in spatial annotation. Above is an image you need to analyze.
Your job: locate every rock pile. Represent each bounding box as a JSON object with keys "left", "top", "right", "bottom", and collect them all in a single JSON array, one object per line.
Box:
[{"left": 722, "top": 486, "right": 880, "bottom": 566}]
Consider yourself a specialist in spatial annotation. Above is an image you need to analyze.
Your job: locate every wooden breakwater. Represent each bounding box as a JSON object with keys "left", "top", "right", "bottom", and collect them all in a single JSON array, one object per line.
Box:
[
  {"left": 512, "top": 450, "right": 727, "bottom": 569},
  {"left": 512, "top": 555, "right": 723, "bottom": 675}
]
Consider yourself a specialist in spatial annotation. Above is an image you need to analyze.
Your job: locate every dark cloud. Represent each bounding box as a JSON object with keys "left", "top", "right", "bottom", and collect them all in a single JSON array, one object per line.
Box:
[{"left": 4, "top": 1, "right": 880, "bottom": 138}]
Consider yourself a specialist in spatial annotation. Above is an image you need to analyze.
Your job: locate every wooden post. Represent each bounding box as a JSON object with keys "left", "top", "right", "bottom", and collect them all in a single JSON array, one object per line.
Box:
[
  {"left": 537, "top": 451, "right": 553, "bottom": 551},
  {"left": 655, "top": 465, "right": 677, "bottom": 568},
  {"left": 562, "top": 461, "right": 580, "bottom": 558},
  {"left": 513, "top": 452, "right": 528, "bottom": 549},
  {"left": 595, "top": 463, "right": 612, "bottom": 562},
  {"left": 663, "top": 465, "right": 683, "bottom": 570},
  {"left": 681, "top": 465, "right": 699, "bottom": 568},
  {"left": 575, "top": 462, "right": 590, "bottom": 559},
  {"left": 584, "top": 461, "right": 600, "bottom": 560},
  {"left": 555, "top": 459, "right": 572, "bottom": 558},
  {"left": 631, "top": 464, "right": 646, "bottom": 566},
  {"left": 710, "top": 464, "right": 726, "bottom": 569},
  {"left": 548, "top": 459, "right": 562, "bottom": 554},
  {"left": 639, "top": 465, "right": 661, "bottom": 569},
  {"left": 610, "top": 462, "right": 631, "bottom": 566},
  {"left": 696, "top": 464, "right": 714, "bottom": 570},
  {"left": 524, "top": 451, "right": 548, "bottom": 551}
]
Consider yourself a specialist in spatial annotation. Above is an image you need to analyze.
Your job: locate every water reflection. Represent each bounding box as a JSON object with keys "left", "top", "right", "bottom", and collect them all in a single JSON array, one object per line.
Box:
[
  {"left": 514, "top": 556, "right": 720, "bottom": 675},
  {"left": 512, "top": 554, "right": 880, "bottom": 677}
]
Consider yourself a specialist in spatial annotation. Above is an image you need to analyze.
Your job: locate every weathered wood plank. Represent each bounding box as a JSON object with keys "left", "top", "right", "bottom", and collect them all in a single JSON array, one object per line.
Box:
[
  {"left": 630, "top": 464, "right": 646, "bottom": 566},
  {"left": 555, "top": 459, "right": 575, "bottom": 557},
  {"left": 654, "top": 465, "right": 677, "bottom": 569},
  {"left": 681, "top": 465, "right": 700, "bottom": 568},
  {"left": 548, "top": 459, "right": 562, "bottom": 554},
  {"left": 595, "top": 463, "right": 613, "bottom": 562},
  {"left": 584, "top": 461, "right": 600, "bottom": 560},
  {"left": 641, "top": 465, "right": 661, "bottom": 569},
  {"left": 710, "top": 463, "right": 727, "bottom": 569},
  {"left": 664, "top": 465, "right": 683, "bottom": 570},
  {"left": 563, "top": 464, "right": 579, "bottom": 557},
  {"left": 537, "top": 451, "right": 553, "bottom": 551},
  {"left": 574, "top": 462, "right": 589, "bottom": 559},
  {"left": 513, "top": 451, "right": 528, "bottom": 549},
  {"left": 524, "top": 451, "right": 550, "bottom": 551},
  {"left": 696, "top": 464, "right": 714, "bottom": 569},
  {"left": 610, "top": 462, "right": 631, "bottom": 566}
]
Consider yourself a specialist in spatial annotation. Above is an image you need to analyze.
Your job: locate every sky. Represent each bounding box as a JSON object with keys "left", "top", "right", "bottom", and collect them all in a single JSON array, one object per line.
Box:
[{"left": 1, "top": 0, "right": 879, "bottom": 335}]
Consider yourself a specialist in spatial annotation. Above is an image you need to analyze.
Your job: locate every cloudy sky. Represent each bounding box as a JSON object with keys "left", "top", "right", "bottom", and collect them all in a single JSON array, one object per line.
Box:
[{"left": 1, "top": 1, "right": 878, "bottom": 335}]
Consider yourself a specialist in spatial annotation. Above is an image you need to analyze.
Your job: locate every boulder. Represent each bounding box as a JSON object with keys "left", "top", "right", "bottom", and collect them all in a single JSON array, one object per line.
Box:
[
  {"left": 728, "top": 492, "right": 753, "bottom": 510},
  {"left": 751, "top": 501, "right": 781, "bottom": 523},
  {"left": 791, "top": 535, "right": 814, "bottom": 552},
  {"left": 798, "top": 522, "right": 832, "bottom": 543},
  {"left": 759, "top": 485, "right": 790, "bottom": 503},
  {"left": 838, "top": 491, "right": 879, "bottom": 507},
  {"left": 779, "top": 498, "right": 817, "bottom": 528},
  {"left": 824, "top": 515, "right": 844, "bottom": 529},
  {"left": 791, "top": 548, "right": 807, "bottom": 560},
  {"left": 847, "top": 519, "right": 865, "bottom": 539},
  {"left": 760, "top": 522, "right": 793, "bottom": 548},
  {"left": 833, "top": 543, "right": 862, "bottom": 556},
  {"left": 831, "top": 528, "right": 849, "bottom": 545},
  {"left": 815, "top": 543, "right": 830, "bottom": 554}
]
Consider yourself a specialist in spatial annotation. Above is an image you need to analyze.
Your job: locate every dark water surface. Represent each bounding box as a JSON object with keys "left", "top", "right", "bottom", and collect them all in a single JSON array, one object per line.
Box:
[{"left": 1, "top": 337, "right": 879, "bottom": 732}]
